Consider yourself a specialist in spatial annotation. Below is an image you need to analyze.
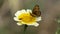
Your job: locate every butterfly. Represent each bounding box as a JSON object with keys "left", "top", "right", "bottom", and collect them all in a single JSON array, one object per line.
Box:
[{"left": 30, "top": 5, "right": 41, "bottom": 17}]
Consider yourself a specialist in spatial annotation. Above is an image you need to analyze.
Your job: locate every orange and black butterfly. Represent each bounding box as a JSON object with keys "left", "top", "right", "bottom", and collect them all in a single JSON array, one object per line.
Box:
[{"left": 30, "top": 5, "right": 41, "bottom": 17}]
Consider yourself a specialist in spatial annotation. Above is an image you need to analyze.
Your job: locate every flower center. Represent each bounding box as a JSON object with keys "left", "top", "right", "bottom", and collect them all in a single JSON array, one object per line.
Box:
[{"left": 18, "top": 13, "right": 36, "bottom": 24}]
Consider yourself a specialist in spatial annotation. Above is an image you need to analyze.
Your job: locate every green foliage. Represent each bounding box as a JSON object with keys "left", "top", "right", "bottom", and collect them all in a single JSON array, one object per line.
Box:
[
  {"left": 0, "top": 0, "right": 4, "bottom": 8},
  {"left": 56, "top": 28, "right": 60, "bottom": 34}
]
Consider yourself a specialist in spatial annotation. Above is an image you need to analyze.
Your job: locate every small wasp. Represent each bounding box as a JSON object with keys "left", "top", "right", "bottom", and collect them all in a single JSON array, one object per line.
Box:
[{"left": 30, "top": 5, "right": 41, "bottom": 17}]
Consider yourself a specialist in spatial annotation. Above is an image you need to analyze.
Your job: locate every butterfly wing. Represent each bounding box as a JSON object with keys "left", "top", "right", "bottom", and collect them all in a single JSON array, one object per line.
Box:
[{"left": 32, "top": 5, "right": 41, "bottom": 17}]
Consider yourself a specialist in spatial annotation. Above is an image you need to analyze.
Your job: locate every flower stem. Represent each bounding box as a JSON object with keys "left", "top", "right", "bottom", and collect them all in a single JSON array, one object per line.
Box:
[{"left": 23, "top": 24, "right": 28, "bottom": 34}]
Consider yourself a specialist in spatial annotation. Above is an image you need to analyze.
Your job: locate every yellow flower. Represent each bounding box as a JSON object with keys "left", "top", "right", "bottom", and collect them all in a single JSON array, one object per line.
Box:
[{"left": 14, "top": 9, "right": 41, "bottom": 27}]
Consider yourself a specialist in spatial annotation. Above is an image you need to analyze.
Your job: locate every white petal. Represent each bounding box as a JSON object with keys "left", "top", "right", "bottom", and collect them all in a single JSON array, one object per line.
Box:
[
  {"left": 14, "top": 17, "right": 20, "bottom": 21},
  {"left": 36, "top": 16, "right": 42, "bottom": 21},
  {"left": 15, "top": 11, "right": 21, "bottom": 17},
  {"left": 21, "top": 21, "right": 26, "bottom": 24},
  {"left": 34, "top": 23, "right": 39, "bottom": 27},
  {"left": 27, "top": 22, "right": 39, "bottom": 27},
  {"left": 21, "top": 9, "right": 26, "bottom": 13},
  {"left": 15, "top": 9, "right": 26, "bottom": 17},
  {"left": 26, "top": 9, "right": 32, "bottom": 13},
  {"left": 17, "top": 23, "right": 22, "bottom": 26}
]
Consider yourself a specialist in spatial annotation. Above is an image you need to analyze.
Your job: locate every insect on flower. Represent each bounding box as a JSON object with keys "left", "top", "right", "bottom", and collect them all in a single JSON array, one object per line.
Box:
[
  {"left": 13, "top": 5, "right": 41, "bottom": 27},
  {"left": 31, "top": 5, "right": 41, "bottom": 17}
]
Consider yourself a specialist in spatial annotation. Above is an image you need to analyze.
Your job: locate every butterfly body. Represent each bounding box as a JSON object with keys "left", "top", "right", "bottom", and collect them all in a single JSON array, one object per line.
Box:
[{"left": 31, "top": 5, "right": 41, "bottom": 17}]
